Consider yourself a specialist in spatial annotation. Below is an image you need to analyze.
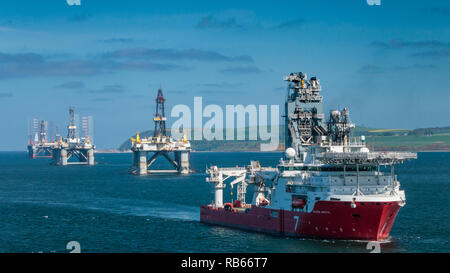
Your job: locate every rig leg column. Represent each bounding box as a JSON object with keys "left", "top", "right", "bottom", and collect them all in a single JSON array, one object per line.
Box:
[
  {"left": 51, "top": 148, "right": 59, "bottom": 165},
  {"left": 133, "top": 151, "right": 139, "bottom": 167},
  {"left": 174, "top": 151, "right": 180, "bottom": 168},
  {"left": 88, "top": 149, "right": 95, "bottom": 165},
  {"left": 138, "top": 151, "right": 148, "bottom": 175},
  {"left": 177, "top": 151, "right": 190, "bottom": 174},
  {"left": 28, "top": 146, "right": 36, "bottom": 159},
  {"left": 60, "top": 149, "right": 68, "bottom": 166}
]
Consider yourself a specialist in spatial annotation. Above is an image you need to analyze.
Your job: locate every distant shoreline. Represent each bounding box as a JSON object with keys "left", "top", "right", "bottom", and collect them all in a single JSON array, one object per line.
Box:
[
  {"left": 95, "top": 149, "right": 450, "bottom": 153},
  {"left": 3, "top": 148, "right": 449, "bottom": 153}
]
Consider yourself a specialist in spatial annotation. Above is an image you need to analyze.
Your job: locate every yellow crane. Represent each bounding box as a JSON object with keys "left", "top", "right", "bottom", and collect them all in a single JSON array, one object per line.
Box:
[{"left": 130, "top": 132, "right": 141, "bottom": 144}]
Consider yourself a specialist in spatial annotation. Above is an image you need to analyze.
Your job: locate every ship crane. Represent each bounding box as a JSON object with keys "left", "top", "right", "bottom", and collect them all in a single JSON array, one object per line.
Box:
[
  {"left": 206, "top": 166, "right": 247, "bottom": 208},
  {"left": 206, "top": 162, "right": 278, "bottom": 208}
]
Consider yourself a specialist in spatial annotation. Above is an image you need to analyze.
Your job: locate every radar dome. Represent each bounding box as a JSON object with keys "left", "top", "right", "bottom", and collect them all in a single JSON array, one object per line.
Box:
[
  {"left": 360, "top": 147, "right": 370, "bottom": 153},
  {"left": 285, "top": 148, "right": 296, "bottom": 159}
]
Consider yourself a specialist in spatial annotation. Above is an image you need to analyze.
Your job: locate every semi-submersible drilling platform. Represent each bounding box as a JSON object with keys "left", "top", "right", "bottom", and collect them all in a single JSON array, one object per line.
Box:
[
  {"left": 51, "top": 107, "right": 95, "bottom": 166},
  {"left": 27, "top": 120, "right": 58, "bottom": 159},
  {"left": 130, "top": 87, "right": 191, "bottom": 175}
]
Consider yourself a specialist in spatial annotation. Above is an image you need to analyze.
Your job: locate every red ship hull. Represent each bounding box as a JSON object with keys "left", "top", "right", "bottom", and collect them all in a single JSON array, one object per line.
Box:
[{"left": 200, "top": 201, "right": 401, "bottom": 241}]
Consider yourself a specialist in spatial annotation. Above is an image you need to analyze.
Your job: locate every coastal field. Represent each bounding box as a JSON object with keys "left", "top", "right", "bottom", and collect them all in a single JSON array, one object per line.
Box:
[
  {"left": 118, "top": 126, "right": 450, "bottom": 152},
  {"left": 356, "top": 126, "right": 450, "bottom": 151},
  {"left": 365, "top": 133, "right": 450, "bottom": 151}
]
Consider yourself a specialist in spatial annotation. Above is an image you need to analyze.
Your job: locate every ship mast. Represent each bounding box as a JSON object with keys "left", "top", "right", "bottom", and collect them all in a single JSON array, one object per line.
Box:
[{"left": 284, "top": 72, "right": 327, "bottom": 161}]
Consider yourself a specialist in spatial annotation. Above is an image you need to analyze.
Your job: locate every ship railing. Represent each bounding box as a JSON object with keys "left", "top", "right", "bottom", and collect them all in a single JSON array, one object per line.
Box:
[
  {"left": 208, "top": 167, "right": 247, "bottom": 172},
  {"left": 316, "top": 151, "right": 417, "bottom": 164},
  {"left": 302, "top": 174, "right": 394, "bottom": 187},
  {"left": 346, "top": 142, "right": 366, "bottom": 147},
  {"left": 289, "top": 183, "right": 392, "bottom": 195},
  {"left": 288, "top": 175, "right": 396, "bottom": 195},
  {"left": 286, "top": 180, "right": 309, "bottom": 186}
]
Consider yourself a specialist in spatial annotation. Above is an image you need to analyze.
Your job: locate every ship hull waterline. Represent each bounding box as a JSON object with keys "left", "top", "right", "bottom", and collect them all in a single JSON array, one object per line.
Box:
[{"left": 200, "top": 201, "right": 401, "bottom": 241}]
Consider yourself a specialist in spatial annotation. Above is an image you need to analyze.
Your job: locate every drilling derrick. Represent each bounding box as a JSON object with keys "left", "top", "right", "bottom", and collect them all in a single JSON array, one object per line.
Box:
[
  {"left": 130, "top": 86, "right": 191, "bottom": 175},
  {"left": 154, "top": 87, "right": 167, "bottom": 137},
  {"left": 67, "top": 107, "right": 77, "bottom": 140},
  {"left": 27, "top": 119, "right": 54, "bottom": 159},
  {"left": 49, "top": 121, "right": 54, "bottom": 142},
  {"left": 55, "top": 125, "right": 60, "bottom": 141},
  {"left": 39, "top": 120, "right": 47, "bottom": 143}
]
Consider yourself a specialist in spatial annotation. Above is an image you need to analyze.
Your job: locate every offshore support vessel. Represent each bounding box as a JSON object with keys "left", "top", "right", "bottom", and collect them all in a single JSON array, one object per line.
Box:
[{"left": 200, "top": 72, "right": 417, "bottom": 241}]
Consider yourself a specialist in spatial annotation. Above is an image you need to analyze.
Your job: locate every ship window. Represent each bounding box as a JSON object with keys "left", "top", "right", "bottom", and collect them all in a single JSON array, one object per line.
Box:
[
  {"left": 376, "top": 203, "right": 380, "bottom": 206},
  {"left": 352, "top": 214, "right": 360, "bottom": 218},
  {"left": 270, "top": 211, "right": 279, "bottom": 218}
]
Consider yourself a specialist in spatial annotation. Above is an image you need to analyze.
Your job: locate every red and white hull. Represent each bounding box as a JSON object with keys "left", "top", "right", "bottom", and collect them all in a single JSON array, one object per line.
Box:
[{"left": 200, "top": 201, "right": 401, "bottom": 241}]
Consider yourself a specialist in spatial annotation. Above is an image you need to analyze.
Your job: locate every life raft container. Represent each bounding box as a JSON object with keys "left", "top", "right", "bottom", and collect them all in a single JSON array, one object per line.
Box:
[{"left": 292, "top": 198, "right": 306, "bottom": 208}]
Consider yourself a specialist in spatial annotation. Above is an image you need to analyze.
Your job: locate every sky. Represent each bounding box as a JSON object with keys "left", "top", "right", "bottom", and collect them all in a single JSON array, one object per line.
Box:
[{"left": 0, "top": 0, "right": 449, "bottom": 150}]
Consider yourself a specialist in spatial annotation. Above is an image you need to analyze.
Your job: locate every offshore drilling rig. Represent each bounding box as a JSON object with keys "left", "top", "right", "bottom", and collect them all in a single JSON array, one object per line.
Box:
[
  {"left": 130, "top": 87, "right": 191, "bottom": 175},
  {"left": 51, "top": 107, "right": 95, "bottom": 166},
  {"left": 27, "top": 119, "right": 58, "bottom": 159}
]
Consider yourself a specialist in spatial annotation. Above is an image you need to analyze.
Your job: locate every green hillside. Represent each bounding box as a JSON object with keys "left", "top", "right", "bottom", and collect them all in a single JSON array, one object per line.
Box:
[{"left": 119, "top": 126, "right": 450, "bottom": 152}]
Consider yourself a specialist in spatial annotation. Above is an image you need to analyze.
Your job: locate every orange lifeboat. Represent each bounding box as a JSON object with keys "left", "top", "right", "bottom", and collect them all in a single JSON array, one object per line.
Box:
[
  {"left": 259, "top": 199, "right": 269, "bottom": 206},
  {"left": 224, "top": 203, "right": 234, "bottom": 211},
  {"left": 292, "top": 198, "right": 306, "bottom": 209}
]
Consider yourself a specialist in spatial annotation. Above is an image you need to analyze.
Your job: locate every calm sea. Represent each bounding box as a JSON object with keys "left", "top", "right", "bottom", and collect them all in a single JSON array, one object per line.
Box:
[{"left": 0, "top": 151, "right": 448, "bottom": 253}]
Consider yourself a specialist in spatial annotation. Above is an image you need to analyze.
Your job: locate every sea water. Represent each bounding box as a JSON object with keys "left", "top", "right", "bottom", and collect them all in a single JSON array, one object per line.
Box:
[{"left": 0, "top": 151, "right": 448, "bottom": 253}]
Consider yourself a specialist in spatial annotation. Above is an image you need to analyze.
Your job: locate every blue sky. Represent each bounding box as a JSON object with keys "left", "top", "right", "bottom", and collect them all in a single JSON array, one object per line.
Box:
[{"left": 0, "top": 0, "right": 449, "bottom": 150}]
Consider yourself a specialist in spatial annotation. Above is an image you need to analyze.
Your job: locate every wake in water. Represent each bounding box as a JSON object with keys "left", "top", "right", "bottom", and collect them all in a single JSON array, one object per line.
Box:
[{"left": 6, "top": 197, "right": 200, "bottom": 222}]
